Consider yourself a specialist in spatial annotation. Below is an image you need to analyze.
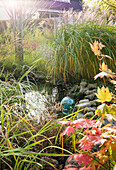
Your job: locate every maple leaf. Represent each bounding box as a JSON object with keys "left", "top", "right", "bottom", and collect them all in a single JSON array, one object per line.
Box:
[
  {"left": 101, "top": 54, "right": 113, "bottom": 60},
  {"left": 58, "top": 120, "right": 71, "bottom": 125},
  {"left": 94, "top": 72, "right": 110, "bottom": 80},
  {"left": 104, "top": 114, "right": 116, "bottom": 122},
  {"left": 113, "top": 164, "right": 116, "bottom": 170},
  {"left": 89, "top": 40, "right": 100, "bottom": 56},
  {"left": 69, "top": 153, "right": 93, "bottom": 167},
  {"left": 79, "top": 136, "right": 93, "bottom": 150},
  {"left": 100, "top": 62, "right": 115, "bottom": 77},
  {"left": 100, "top": 62, "right": 109, "bottom": 72},
  {"left": 110, "top": 80, "right": 116, "bottom": 85},
  {"left": 61, "top": 126, "right": 75, "bottom": 136},
  {"left": 95, "top": 147, "right": 106, "bottom": 159},
  {"left": 63, "top": 164, "right": 77, "bottom": 170},
  {"left": 71, "top": 118, "right": 98, "bottom": 129},
  {"left": 98, "top": 42, "right": 105, "bottom": 50},
  {"left": 94, "top": 62, "right": 116, "bottom": 80},
  {"left": 103, "top": 126, "right": 116, "bottom": 133},
  {"left": 95, "top": 86, "right": 112, "bottom": 103},
  {"left": 79, "top": 127, "right": 105, "bottom": 150}
]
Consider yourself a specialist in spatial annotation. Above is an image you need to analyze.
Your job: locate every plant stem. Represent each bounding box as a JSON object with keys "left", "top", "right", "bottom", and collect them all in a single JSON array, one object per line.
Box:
[{"left": 103, "top": 77, "right": 106, "bottom": 87}]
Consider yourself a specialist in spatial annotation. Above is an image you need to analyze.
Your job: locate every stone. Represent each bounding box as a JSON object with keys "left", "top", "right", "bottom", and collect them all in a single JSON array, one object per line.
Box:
[
  {"left": 77, "top": 91, "right": 85, "bottom": 100},
  {"left": 74, "top": 85, "right": 80, "bottom": 92},
  {"left": 85, "top": 111, "right": 94, "bottom": 118},
  {"left": 69, "top": 85, "right": 80, "bottom": 94},
  {"left": 79, "top": 87, "right": 89, "bottom": 93},
  {"left": 79, "top": 99, "right": 89, "bottom": 104},
  {"left": 80, "top": 80, "right": 87, "bottom": 87},
  {"left": 84, "top": 107, "right": 96, "bottom": 114},
  {"left": 76, "top": 113, "right": 85, "bottom": 119},
  {"left": 85, "top": 89, "right": 97, "bottom": 95},
  {"left": 87, "top": 83, "right": 97, "bottom": 89},
  {"left": 76, "top": 102, "right": 91, "bottom": 109},
  {"left": 90, "top": 99, "right": 98, "bottom": 106},
  {"left": 85, "top": 93, "right": 96, "bottom": 100}
]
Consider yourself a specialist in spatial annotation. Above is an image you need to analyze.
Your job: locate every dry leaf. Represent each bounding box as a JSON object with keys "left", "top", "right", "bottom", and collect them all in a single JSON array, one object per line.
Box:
[{"left": 89, "top": 40, "right": 100, "bottom": 56}]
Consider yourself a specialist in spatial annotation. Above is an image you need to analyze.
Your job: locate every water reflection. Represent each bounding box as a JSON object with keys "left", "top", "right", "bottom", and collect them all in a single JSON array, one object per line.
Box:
[{"left": 25, "top": 84, "right": 66, "bottom": 121}]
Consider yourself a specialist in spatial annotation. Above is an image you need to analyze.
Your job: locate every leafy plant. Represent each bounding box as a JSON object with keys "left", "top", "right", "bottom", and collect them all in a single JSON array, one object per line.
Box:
[
  {"left": 59, "top": 40, "right": 116, "bottom": 169},
  {"left": 47, "top": 24, "right": 116, "bottom": 82}
]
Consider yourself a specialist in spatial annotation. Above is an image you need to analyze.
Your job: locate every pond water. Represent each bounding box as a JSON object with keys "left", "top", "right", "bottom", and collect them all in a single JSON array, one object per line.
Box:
[{"left": 25, "top": 83, "right": 66, "bottom": 122}]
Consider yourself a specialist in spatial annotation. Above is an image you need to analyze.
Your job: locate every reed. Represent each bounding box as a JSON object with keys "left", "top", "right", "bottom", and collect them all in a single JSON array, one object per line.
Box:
[{"left": 47, "top": 24, "right": 116, "bottom": 82}]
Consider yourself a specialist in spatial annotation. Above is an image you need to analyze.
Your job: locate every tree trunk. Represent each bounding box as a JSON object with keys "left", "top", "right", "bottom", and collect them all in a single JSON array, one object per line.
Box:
[{"left": 15, "top": 6, "right": 23, "bottom": 63}]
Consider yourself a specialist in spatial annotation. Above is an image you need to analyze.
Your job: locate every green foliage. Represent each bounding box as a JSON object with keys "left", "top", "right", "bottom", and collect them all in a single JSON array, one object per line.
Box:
[
  {"left": 47, "top": 24, "right": 116, "bottom": 82},
  {"left": 0, "top": 69, "right": 73, "bottom": 169},
  {"left": 0, "top": 24, "right": 53, "bottom": 77},
  {"left": 59, "top": 41, "right": 116, "bottom": 170},
  {"left": 83, "top": 0, "right": 116, "bottom": 11}
]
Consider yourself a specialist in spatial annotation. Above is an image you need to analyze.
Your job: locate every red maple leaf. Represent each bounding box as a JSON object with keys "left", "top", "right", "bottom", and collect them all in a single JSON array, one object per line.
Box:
[
  {"left": 61, "top": 126, "right": 75, "bottom": 136},
  {"left": 58, "top": 120, "right": 71, "bottom": 125},
  {"left": 113, "top": 164, "right": 116, "bottom": 170},
  {"left": 78, "top": 127, "right": 106, "bottom": 150},
  {"left": 63, "top": 164, "right": 77, "bottom": 170},
  {"left": 71, "top": 118, "right": 98, "bottom": 129},
  {"left": 69, "top": 153, "right": 93, "bottom": 167},
  {"left": 79, "top": 136, "right": 93, "bottom": 150}
]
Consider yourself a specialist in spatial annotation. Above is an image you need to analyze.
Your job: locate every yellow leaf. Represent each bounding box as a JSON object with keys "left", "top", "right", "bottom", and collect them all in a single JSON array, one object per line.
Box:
[
  {"left": 89, "top": 40, "right": 100, "bottom": 56},
  {"left": 101, "top": 62, "right": 108, "bottom": 72},
  {"left": 99, "top": 62, "right": 115, "bottom": 79},
  {"left": 99, "top": 42, "right": 105, "bottom": 50},
  {"left": 96, "top": 86, "right": 112, "bottom": 103}
]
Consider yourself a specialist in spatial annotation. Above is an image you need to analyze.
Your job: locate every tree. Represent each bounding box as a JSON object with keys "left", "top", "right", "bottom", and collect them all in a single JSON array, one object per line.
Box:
[
  {"left": 83, "top": 0, "right": 116, "bottom": 11},
  {"left": 1, "top": 0, "right": 39, "bottom": 64},
  {"left": 83, "top": 0, "right": 116, "bottom": 24}
]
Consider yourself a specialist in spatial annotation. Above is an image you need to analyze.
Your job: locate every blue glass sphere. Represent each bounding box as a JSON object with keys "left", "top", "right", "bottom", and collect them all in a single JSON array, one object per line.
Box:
[{"left": 61, "top": 97, "right": 75, "bottom": 115}]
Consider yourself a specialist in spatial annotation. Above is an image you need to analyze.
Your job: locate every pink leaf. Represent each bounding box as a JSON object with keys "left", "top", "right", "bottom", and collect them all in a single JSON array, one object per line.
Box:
[
  {"left": 101, "top": 54, "right": 113, "bottom": 60},
  {"left": 113, "top": 164, "right": 116, "bottom": 170},
  {"left": 69, "top": 153, "right": 93, "bottom": 166},
  {"left": 71, "top": 118, "right": 97, "bottom": 129},
  {"left": 58, "top": 121, "right": 71, "bottom": 125},
  {"left": 62, "top": 126, "right": 75, "bottom": 136},
  {"left": 94, "top": 72, "right": 109, "bottom": 80},
  {"left": 63, "top": 164, "right": 77, "bottom": 170},
  {"left": 79, "top": 136, "right": 93, "bottom": 150}
]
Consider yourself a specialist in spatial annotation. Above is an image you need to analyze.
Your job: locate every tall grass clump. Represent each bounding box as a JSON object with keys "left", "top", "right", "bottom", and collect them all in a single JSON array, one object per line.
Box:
[
  {"left": 47, "top": 24, "right": 116, "bottom": 82},
  {"left": 0, "top": 70, "right": 71, "bottom": 169}
]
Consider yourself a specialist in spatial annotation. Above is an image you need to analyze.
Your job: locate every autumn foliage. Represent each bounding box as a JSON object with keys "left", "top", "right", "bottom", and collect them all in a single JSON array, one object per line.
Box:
[{"left": 59, "top": 40, "right": 116, "bottom": 170}]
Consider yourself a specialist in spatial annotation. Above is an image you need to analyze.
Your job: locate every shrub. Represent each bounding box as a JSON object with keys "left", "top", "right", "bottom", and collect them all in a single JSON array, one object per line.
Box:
[
  {"left": 47, "top": 24, "right": 116, "bottom": 82},
  {"left": 59, "top": 40, "right": 116, "bottom": 169}
]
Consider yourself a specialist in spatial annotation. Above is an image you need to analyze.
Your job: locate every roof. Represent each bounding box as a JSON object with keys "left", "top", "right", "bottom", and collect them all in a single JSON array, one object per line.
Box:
[{"left": 36, "top": 0, "right": 82, "bottom": 11}]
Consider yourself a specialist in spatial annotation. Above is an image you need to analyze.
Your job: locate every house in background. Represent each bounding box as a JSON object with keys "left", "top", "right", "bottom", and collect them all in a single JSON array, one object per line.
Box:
[
  {"left": 31, "top": 0, "right": 82, "bottom": 26},
  {"left": 0, "top": 0, "right": 82, "bottom": 31},
  {"left": 34, "top": 0, "right": 82, "bottom": 19},
  {"left": 0, "top": 0, "right": 82, "bottom": 20}
]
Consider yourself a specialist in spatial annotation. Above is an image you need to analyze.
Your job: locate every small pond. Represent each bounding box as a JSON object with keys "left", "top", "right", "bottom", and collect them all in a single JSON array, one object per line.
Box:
[{"left": 25, "top": 83, "right": 67, "bottom": 122}]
